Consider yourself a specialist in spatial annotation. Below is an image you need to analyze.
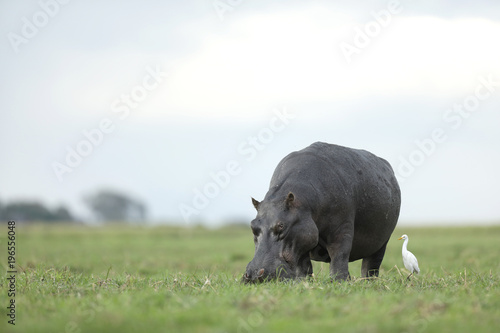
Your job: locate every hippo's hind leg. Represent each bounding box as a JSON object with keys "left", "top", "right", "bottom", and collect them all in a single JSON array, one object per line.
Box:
[{"left": 361, "top": 240, "right": 388, "bottom": 278}]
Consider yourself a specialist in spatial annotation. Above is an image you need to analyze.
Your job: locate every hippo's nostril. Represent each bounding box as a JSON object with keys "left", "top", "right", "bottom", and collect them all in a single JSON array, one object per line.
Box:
[{"left": 257, "top": 268, "right": 264, "bottom": 277}]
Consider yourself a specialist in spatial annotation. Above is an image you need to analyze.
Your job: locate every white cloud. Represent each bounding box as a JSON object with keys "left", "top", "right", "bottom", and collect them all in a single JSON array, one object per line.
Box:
[{"left": 152, "top": 11, "right": 500, "bottom": 117}]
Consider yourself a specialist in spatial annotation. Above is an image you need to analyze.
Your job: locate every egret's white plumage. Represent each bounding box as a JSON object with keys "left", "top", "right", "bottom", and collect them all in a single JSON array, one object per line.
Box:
[{"left": 398, "top": 234, "right": 420, "bottom": 274}]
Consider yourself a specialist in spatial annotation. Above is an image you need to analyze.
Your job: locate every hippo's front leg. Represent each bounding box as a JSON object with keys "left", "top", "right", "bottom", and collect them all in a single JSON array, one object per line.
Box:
[{"left": 326, "top": 223, "right": 353, "bottom": 281}]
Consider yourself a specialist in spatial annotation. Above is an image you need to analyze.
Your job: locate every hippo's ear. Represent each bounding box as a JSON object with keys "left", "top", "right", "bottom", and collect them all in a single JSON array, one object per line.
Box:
[
  {"left": 285, "top": 192, "right": 296, "bottom": 209},
  {"left": 251, "top": 197, "right": 260, "bottom": 210}
]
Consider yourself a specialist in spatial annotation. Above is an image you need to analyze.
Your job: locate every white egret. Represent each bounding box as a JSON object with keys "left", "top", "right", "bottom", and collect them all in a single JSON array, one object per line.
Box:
[{"left": 398, "top": 234, "right": 420, "bottom": 278}]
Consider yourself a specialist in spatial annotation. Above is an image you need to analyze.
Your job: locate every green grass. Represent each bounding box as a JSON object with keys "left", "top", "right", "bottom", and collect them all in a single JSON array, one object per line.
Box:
[{"left": 1, "top": 224, "right": 499, "bottom": 333}]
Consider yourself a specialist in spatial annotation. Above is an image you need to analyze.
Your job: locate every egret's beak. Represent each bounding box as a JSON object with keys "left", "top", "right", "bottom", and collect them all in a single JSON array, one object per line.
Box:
[{"left": 397, "top": 236, "right": 403, "bottom": 240}]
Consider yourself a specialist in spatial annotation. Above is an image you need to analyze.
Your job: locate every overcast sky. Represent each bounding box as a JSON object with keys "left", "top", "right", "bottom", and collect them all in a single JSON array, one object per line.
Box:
[{"left": 1, "top": 0, "right": 499, "bottom": 226}]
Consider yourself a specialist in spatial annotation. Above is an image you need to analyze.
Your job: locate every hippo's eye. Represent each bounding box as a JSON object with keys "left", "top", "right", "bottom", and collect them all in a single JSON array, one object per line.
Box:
[
  {"left": 252, "top": 227, "right": 260, "bottom": 244},
  {"left": 274, "top": 222, "right": 284, "bottom": 234}
]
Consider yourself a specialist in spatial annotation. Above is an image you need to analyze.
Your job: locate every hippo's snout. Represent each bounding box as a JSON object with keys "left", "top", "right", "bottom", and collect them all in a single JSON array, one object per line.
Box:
[{"left": 242, "top": 268, "right": 265, "bottom": 284}]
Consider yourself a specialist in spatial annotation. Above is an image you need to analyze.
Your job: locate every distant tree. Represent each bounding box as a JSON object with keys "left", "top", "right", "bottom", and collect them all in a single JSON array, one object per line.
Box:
[
  {"left": 0, "top": 201, "right": 74, "bottom": 222},
  {"left": 53, "top": 206, "right": 74, "bottom": 221},
  {"left": 83, "top": 189, "right": 147, "bottom": 223}
]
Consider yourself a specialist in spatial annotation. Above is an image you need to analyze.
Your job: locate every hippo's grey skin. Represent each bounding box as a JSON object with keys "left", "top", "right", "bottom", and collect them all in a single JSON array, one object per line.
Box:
[{"left": 243, "top": 142, "right": 401, "bottom": 282}]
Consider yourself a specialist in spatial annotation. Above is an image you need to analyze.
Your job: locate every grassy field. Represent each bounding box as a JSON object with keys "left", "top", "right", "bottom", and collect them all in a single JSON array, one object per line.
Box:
[{"left": 0, "top": 223, "right": 499, "bottom": 333}]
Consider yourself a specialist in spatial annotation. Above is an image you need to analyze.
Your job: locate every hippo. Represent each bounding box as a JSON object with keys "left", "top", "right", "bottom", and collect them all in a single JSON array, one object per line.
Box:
[{"left": 243, "top": 142, "right": 401, "bottom": 282}]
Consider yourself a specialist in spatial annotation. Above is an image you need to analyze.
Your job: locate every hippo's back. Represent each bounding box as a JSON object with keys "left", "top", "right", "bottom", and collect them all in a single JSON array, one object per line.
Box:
[{"left": 270, "top": 142, "right": 401, "bottom": 260}]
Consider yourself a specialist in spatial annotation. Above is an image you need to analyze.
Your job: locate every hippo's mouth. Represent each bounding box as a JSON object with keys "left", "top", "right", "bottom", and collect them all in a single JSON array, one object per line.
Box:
[{"left": 242, "top": 264, "right": 296, "bottom": 284}]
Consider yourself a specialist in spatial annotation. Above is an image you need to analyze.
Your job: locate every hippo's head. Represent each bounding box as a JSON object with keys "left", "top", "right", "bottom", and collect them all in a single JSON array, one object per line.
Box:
[{"left": 242, "top": 192, "right": 319, "bottom": 283}]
